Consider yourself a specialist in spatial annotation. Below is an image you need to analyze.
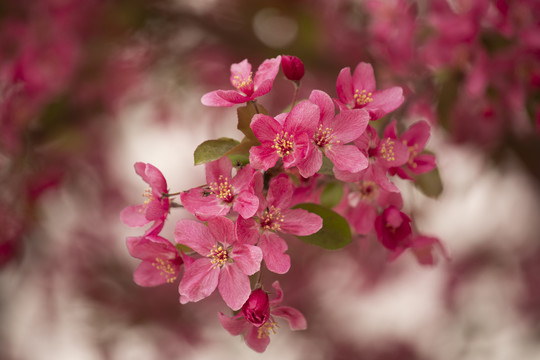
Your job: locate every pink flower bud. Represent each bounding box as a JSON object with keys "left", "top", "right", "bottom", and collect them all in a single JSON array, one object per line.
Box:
[
  {"left": 281, "top": 55, "right": 304, "bottom": 81},
  {"left": 241, "top": 288, "right": 270, "bottom": 327}
]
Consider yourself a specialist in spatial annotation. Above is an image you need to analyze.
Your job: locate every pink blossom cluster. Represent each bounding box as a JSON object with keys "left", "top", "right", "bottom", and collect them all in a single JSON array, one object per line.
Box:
[{"left": 121, "top": 55, "right": 447, "bottom": 352}]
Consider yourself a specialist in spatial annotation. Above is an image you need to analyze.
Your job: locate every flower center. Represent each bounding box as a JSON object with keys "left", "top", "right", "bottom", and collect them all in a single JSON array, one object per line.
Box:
[
  {"left": 379, "top": 138, "right": 396, "bottom": 162},
  {"left": 313, "top": 124, "right": 339, "bottom": 149},
  {"left": 354, "top": 89, "right": 373, "bottom": 108},
  {"left": 151, "top": 257, "right": 177, "bottom": 283},
  {"left": 257, "top": 320, "right": 279, "bottom": 339},
  {"left": 232, "top": 72, "right": 254, "bottom": 96},
  {"left": 209, "top": 175, "right": 234, "bottom": 203},
  {"left": 208, "top": 245, "right": 229, "bottom": 269},
  {"left": 358, "top": 180, "right": 377, "bottom": 201},
  {"left": 260, "top": 206, "right": 284, "bottom": 232},
  {"left": 272, "top": 131, "right": 295, "bottom": 158}
]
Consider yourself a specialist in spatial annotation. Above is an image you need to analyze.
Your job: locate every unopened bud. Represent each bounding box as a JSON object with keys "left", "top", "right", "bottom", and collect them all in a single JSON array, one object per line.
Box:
[
  {"left": 281, "top": 55, "right": 305, "bottom": 82},
  {"left": 242, "top": 288, "right": 270, "bottom": 327}
]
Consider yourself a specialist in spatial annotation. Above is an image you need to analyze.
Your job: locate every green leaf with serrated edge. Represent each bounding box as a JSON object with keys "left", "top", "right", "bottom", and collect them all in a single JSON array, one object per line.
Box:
[
  {"left": 320, "top": 182, "right": 344, "bottom": 208},
  {"left": 293, "top": 203, "right": 351, "bottom": 250},
  {"left": 317, "top": 155, "right": 334, "bottom": 175},
  {"left": 193, "top": 138, "right": 240, "bottom": 165},
  {"left": 414, "top": 166, "right": 443, "bottom": 198},
  {"left": 237, "top": 102, "right": 268, "bottom": 140}
]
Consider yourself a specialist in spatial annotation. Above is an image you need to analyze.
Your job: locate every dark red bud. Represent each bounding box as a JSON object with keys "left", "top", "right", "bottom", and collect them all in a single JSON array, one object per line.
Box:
[
  {"left": 281, "top": 55, "right": 305, "bottom": 81},
  {"left": 241, "top": 288, "right": 270, "bottom": 327}
]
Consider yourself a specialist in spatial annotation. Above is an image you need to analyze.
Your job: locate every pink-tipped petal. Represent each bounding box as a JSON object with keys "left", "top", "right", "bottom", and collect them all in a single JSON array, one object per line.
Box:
[
  {"left": 205, "top": 157, "right": 232, "bottom": 185},
  {"left": 253, "top": 56, "right": 281, "bottom": 90},
  {"left": 201, "top": 90, "right": 237, "bottom": 107},
  {"left": 296, "top": 145, "right": 323, "bottom": 178},
  {"left": 402, "top": 121, "right": 431, "bottom": 149},
  {"left": 258, "top": 232, "right": 290, "bottom": 274},
  {"left": 352, "top": 62, "right": 376, "bottom": 92},
  {"left": 178, "top": 258, "right": 218, "bottom": 304},
  {"left": 251, "top": 114, "right": 282, "bottom": 143},
  {"left": 180, "top": 188, "right": 230, "bottom": 221},
  {"left": 231, "top": 244, "right": 263, "bottom": 275},
  {"left": 218, "top": 264, "right": 252, "bottom": 310},
  {"left": 369, "top": 86, "right": 404, "bottom": 116},
  {"left": 326, "top": 144, "right": 368, "bottom": 173},
  {"left": 249, "top": 144, "right": 280, "bottom": 171},
  {"left": 233, "top": 191, "right": 259, "bottom": 219},
  {"left": 336, "top": 67, "right": 354, "bottom": 106},
  {"left": 328, "top": 109, "right": 369, "bottom": 143},
  {"left": 284, "top": 100, "right": 320, "bottom": 136},
  {"left": 120, "top": 204, "right": 148, "bottom": 227},
  {"left": 309, "top": 90, "right": 335, "bottom": 123},
  {"left": 280, "top": 208, "right": 322, "bottom": 236},
  {"left": 207, "top": 216, "right": 236, "bottom": 248},
  {"left": 272, "top": 306, "right": 307, "bottom": 330},
  {"left": 174, "top": 219, "right": 216, "bottom": 255},
  {"left": 218, "top": 312, "right": 251, "bottom": 336},
  {"left": 236, "top": 216, "right": 261, "bottom": 245},
  {"left": 245, "top": 325, "right": 271, "bottom": 353},
  {"left": 267, "top": 174, "right": 294, "bottom": 209}
]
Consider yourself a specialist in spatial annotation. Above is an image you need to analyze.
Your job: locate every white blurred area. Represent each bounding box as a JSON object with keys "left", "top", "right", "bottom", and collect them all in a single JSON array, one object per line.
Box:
[{"left": 2, "top": 89, "right": 540, "bottom": 360}]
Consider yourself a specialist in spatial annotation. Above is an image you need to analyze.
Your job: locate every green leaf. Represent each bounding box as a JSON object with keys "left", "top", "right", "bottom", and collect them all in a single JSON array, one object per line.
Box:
[
  {"left": 237, "top": 102, "right": 267, "bottom": 140},
  {"left": 320, "top": 182, "right": 344, "bottom": 208},
  {"left": 193, "top": 137, "right": 240, "bottom": 165},
  {"left": 317, "top": 155, "right": 334, "bottom": 175},
  {"left": 414, "top": 166, "right": 443, "bottom": 198},
  {"left": 293, "top": 203, "right": 351, "bottom": 250}
]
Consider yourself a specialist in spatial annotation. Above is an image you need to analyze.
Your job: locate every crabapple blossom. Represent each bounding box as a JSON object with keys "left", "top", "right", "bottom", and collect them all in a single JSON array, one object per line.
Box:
[
  {"left": 181, "top": 157, "right": 259, "bottom": 220},
  {"left": 126, "top": 233, "right": 183, "bottom": 287},
  {"left": 201, "top": 57, "right": 281, "bottom": 107},
  {"left": 249, "top": 100, "right": 319, "bottom": 172},
  {"left": 281, "top": 55, "right": 304, "bottom": 82},
  {"left": 236, "top": 174, "right": 322, "bottom": 274},
  {"left": 175, "top": 216, "right": 262, "bottom": 310},
  {"left": 296, "top": 89, "right": 369, "bottom": 177},
  {"left": 120, "top": 162, "right": 170, "bottom": 228},
  {"left": 336, "top": 62, "right": 404, "bottom": 120},
  {"left": 218, "top": 281, "right": 307, "bottom": 353}
]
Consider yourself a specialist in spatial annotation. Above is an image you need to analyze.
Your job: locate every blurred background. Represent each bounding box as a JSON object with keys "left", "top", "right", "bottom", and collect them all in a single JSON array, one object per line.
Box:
[{"left": 1, "top": 0, "right": 540, "bottom": 359}]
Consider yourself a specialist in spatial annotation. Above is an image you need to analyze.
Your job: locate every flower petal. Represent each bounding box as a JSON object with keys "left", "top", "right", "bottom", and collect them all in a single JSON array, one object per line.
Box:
[
  {"left": 218, "top": 312, "right": 250, "bottom": 336},
  {"left": 253, "top": 56, "right": 281, "bottom": 92},
  {"left": 208, "top": 216, "right": 236, "bottom": 247},
  {"left": 267, "top": 174, "right": 294, "bottom": 209},
  {"left": 201, "top": 90, "right": 237, "bottom": 107},
  {"left": 178, "top": 258, "right": 218, "bottom": 304},
  {"left": 245, "top": 325, "right": 271, "bottom": 353},
  {"left": 230, "top": 59, "right": 252, "bottom": 83},
  {"left": 233, "top": 191, "right": 259, "bottom": 219},
  {"left": 272, "top": 306, "right": 307, "bottom": 330},
  {"left": 283, "top": 100, "right": 319, "bottom": 136},
  {"left": 309, "top": 90, "right": 335, "bottom": 124},
  {"left": 328, "top": 108, "right": 369, "bottom": 143},
  {"left": 258, "top": 232, "right": 290, "bottom": 274},
  {"left": 251, "top": 114, "right": 281, "bottom": 143},
  {"left": 352, "top": 62, "right": 376, "bottom": 92},
  {"left": 180, "top": 188, "right": 230, "bottom": 221},
  {"left": 336, "top": 67, "right": 354, "bottom": 106},
  {"left": 296, "top": 144, "right": 322, "bottom": 178},
  {"left": 205, "top": 157, "right": 232, "bottom": 185},
  {"left": 249, "top": 143, "right": 280, "bottom": 171},
  {"left": 232, "top": 244, "right": 263, "bottom": 275},
  {"left": 174, "top": 219, "right": 215, "bottom": 255},
  {"left": 236, "top": 216, "right": 260, "bottom": 245},
  {"left": 120, "top": 204, "right": 149, "bottom": 227},
  {"left": 326, "top": 144, "right": 368, "bottom": 173},
  {"left": 218, "top": 264, "right": 252, "bottom": 310},
  {"left": 368, "top": 86, "right": 404, "bottom": 118},
  {"left": 280, "top": 208, "right": 322, "bottom": 236}
]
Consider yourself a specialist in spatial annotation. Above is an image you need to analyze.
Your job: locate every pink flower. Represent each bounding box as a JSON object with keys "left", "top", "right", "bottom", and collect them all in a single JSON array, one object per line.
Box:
[
  {"left": 126, "top": 233, "right": 183, "bottom": 287},
  {"left": 281, "top": 55, "right": 304, "bottom": 81},
  {"left": 237, "top": 174, "right": 322, "bottom": 274},
  {"left": 175, "top": 216, "right": 262, "bottom": 310},
  {"left": 375, "top": 205, "right": 412, "bottom": 253},
  {"left": 336, "top": 125, "right": 408, "bottom": 193},
  {"left": 407, "top": 235, "right": 450, "bottom": 266},
  {"left": 385, "top": 121, "right": 437, "bottom": 180},
  {"left": 120, "top": 162, "right": 170, "bottom": 228},
  {"left": 296, "top": 90, "right": 369, "bottom": 177},
  {"left": 218, "top": 281, "right": 307, "bottom": 353},
  {"left": 249, "top": 100, "right": 319, "bottom": 172},
  {"left": 181, "top": 157, "right": 259, "bottom": 220},
  {"left": 336, "top": 62, "right": 404, "bottom": 120},
  {"left": 201, "top": 56, "right": 281, "bottom": 107}
]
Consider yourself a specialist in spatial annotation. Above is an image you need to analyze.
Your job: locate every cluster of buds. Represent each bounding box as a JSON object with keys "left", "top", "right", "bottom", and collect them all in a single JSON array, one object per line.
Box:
[{"left": 121, "top": 55, "right": 447, "bottom": 352}]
